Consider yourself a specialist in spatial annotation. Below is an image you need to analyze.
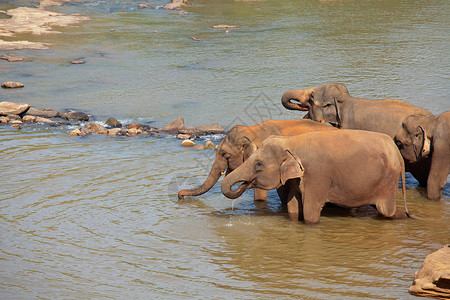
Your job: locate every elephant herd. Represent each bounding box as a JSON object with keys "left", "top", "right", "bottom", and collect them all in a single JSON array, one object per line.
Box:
[{"left": 178, "top": 83, "right": 449, "bottom": 225}]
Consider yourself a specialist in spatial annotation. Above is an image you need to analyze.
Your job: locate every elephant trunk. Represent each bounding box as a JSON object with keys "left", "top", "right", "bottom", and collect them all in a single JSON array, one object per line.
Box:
[
  {"left": 281, "top": 89, "right": 312, "bottom": 111},
  {"left": 178, "top": 155, "right": 227, "bottom": 199},
  {"left": 221, "top": 162, "right": 255, "bottom": 199}
]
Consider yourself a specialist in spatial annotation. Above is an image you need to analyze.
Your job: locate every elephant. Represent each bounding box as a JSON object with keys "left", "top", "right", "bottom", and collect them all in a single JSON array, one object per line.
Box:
[
  {"left": 178, "top": 119, "right": 336, "bottom": 202},
  {"left": 221, "top": 130, "right": 410, "bottom": 225},
  {"left": 394, "top": 111, "right": 450, "bottom": 200},
  {"left": 281, "top": 83, "right": 433, "bottom": 185}
]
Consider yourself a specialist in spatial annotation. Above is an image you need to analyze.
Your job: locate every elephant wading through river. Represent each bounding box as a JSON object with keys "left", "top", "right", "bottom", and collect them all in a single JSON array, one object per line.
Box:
[
  {"left": 221, "top": 130, "right": 410, "bottom": 224},
  {"left": 281, "top": 83, "right": 434, "bottom": 185},
  {"left": 178, "top": 119, "right": 336, "bottom": 202},
  {"left": 394, "top": 112, "right": 450, "bottom": 200}
]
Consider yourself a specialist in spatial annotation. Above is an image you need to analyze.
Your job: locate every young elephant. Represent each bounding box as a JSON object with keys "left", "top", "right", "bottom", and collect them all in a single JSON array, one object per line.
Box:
[
  {"left": 221, "top": 130, "right": 410, "bottom": 225},
  {"left": 178, "top": 119, "right": 336, "bottom": 201},
  {"left": 394, "top": 112, "right": 450, "bottom": 200}
]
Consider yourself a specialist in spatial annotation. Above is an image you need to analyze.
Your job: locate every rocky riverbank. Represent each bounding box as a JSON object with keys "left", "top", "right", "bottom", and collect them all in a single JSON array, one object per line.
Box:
[{"left": 0, "top": 101, "right": 225, "bottom": 148}]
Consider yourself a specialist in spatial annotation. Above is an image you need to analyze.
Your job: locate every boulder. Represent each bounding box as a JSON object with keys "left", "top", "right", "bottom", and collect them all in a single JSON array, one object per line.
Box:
[
  {"left": 1, "top": 81, "right": 24, "bottom": 88},
  {"left": 127, "top": 128, "right": 142, "bottom": 136},
  {"left": 22, "top": 115, "right": 37, "bottom": 123},
  {"left": 69, "top": 128, "right": 82, "bottom": 136},
  {"left": 61, "top": 111, "right": 89, "bottom": 122},
  {"left": 105, "top": 117, "right": 122, "bottom": 128},
  {"left": 160, "top": 117, "right": 185, "bottom": 134},
  {"left": 177, "top": 133, "right": 193, "bottom": 140},
  {"left": 107, "top": 128, "right": 126, "bottom": 136},
  {"left": 6, "top": 114, "right": 21, "bottom": 121},
  {"left": 0, "top": 101, "right": 30, "bottom": 115},
  {"left": 128, "top": 123, "right": 154, "bottom": 131},
  {"left": 0, "top": 116, "right": 8, "bottom": 124},
  {"left": 85, "top": 122, "right": 107, "bottom": 134},
  {"left": 195, "top": 123, "right": 226, "bottom": 135},
  {"left": 0, "top": 54, "right": 24, "bottom": 62},
  {"left": 11, "top": 124, "right": 21, "bottom": 129},
  {"left": 409, "top": 244, "right": 450, "bottom": 298},
  {"left": 35, "top": 116, "right": 55, "bottom": 123},
  {"left": 181, "top": 139, "right": 196, "bottom": 147},
  {"left": 204, "top": 141, "right": 215, "bottom": 149},
  {"left": 26, "top": 107, "right": 60, "bottom": 118}
]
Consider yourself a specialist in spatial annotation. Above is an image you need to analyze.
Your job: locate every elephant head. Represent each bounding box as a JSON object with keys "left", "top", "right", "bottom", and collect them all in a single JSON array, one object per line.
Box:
[
  {"left": 178, "top": 126, "right": 257, "bottom": 199},
  {"left": 221, "top": 140, "right": 304, "bottom": 199},
  {"left": 281, "top": 83, "right": 350, "bottom": 127},
  {"left": 394, "top": 114, "right": 434, "bottom": 163}
]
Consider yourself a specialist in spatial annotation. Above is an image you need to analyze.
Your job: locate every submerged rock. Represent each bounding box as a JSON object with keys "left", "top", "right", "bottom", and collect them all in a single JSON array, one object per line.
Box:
[
  {"left": 0, "top": 101, "right": 30, "bottom": 115},
  {"left": 410, "top": 244, "right": 450, "bottom": 298},
  {"left": 195, "top": 123, "right": 225, "bottom": 135},
  {"left": 204, "top": 141, "right": 215, "bottom": 149},
  {"left": 181, "top": 139, "right": 196, "bottom": 147},
  {"left": 1, "top": 81, "right": 24, "bottom": 88},
  {"left": 0, "top": 54, "right": 24, "bottom": 62},
  {"left": 163, "top": 0, "right": 187, "bottom": 10}
]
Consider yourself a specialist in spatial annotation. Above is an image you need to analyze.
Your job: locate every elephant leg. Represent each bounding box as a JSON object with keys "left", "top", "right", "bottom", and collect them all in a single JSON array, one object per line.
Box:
[
  {"left": 301, "top": 178, "right": 327, "bottom": 225},
  {"left": 253, "top": 188, "right": 269, "bottom": 201},
  {"left": 286, "top": 179, "right": 302, "bottom": 221},
  {"left": 427, "top": 156, "right": 450, "bottom": 201}
]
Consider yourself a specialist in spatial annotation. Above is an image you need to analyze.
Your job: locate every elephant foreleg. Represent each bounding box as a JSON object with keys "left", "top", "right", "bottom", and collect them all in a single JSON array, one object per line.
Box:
[
  {"left": 253, "top": 188, "right": 269, "bottom": 201},
  {"left": 427, "top": 155, "right": 450, "bottom": 201},
  {"left": 286, "top": 179, "right": 302, "bottom": 221}
]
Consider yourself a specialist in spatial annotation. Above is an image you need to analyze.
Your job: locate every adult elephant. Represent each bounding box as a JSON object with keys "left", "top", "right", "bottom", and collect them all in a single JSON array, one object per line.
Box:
[
  {"left": 394, "top": 112, "right": 450, "bottom": 200},
  {"left": 281, "top": 83, "right": 433, "bottom": 185},
  {"left": 178, "top": 119, "right": 336, "bottom": 201},
  {"left": 221, "top": 130, "right": 410, "bottom": 224}
]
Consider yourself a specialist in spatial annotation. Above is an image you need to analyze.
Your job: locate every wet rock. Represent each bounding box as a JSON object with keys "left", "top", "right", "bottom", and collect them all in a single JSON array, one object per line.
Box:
[
  {"left": 138, "top": 4, "right": 152, "bottom": 9},
  {"left": 0, "top": 54, "right": 24, "bottom": 62},
  {"left": 410, "top": 244, "right": 450, "bottom": 298},
  {"left": 107, "top": 128, "right": 127, "bottom": 136},
  {"left": 1, "top": 81, "right": 24, "bottom": 88},
  {"left": 212, "top": 25, "right": 239, "bottom": 29},
  {"left": 9, "top": 119, "right": 23, "bottom": 124},
  {"left": 181, "top": 139, "right": 196, "bottom": 147},
  {"left": 22, "top": 115, "right": 37, "bottom": 123},
  {"left": 195, "top": 123, "right": 225, "bottom": 135},
  {"left": 26, "top": 107, "right": 60, "bottom": 118},
  {"left": 61, "top": 111, "right": 89, "bottom": 122},
  {"left": 71, "top": 59, "right": 85, "bottom": 64},
  {"left": 69, "top": 128, "right": 83, "bottom": 136},
  {"left": 177, "top": 133, "right": 193, "bottom": 140},
  {"left": 163, "top": 0, "right": 187, "bottom": 10},
  {"left": 11, "top": 124, "right": 21, "bottom": 129},
  {"left": 85, "top": 122, "right": 107, "bottom": 134},
  {"left": 0, "top": 116, "right": 8, "bottom": 124},
  {"left": 127, "top": 128, "right": 142, "bottom": 136},
  {"left": 204, "top": 141, "right": 215, "bottom": 149},
  {"left": 6, "top": 114, "right": 21, "bottom": 121},
  {"left": 160, "top": 117, "right": 184, "bottom": 134},
  {"left": 0, "top": 40, "right": 51, "bottom": 51},
  {"left": 105, "top": 117, "right": 122, "bottom": 128},
  {"left": 35, "top": 116, "right": 55, "bottom": 123}
]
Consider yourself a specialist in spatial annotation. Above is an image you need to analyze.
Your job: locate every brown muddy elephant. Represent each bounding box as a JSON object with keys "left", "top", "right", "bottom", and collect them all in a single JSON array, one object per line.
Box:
[
  {"left": 178, "top": 119, "right": 335, "bottom": 201},
  {"left": 281, "top": 83, "right": 433, "bottom": 185},
  {"left": 221, "top": 130, "right": 410, "bottom": 225},
  {"left": 394, "top": 112, "right": 450, "bottom": 200}
]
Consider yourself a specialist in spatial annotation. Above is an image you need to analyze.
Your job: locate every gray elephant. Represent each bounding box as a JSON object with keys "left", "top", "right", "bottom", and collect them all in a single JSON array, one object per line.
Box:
[
  {"left": 221, "top": 130, "right": 410, "bottom": 224},
  {"left": 281, "top": 83, "right": 433, "bottom": 185},
  {"left": 178, "top": 119, "right": 336, "bottom": 202},
  {"left": 394, "top": 112, "right": 450, "bottom": 200}
]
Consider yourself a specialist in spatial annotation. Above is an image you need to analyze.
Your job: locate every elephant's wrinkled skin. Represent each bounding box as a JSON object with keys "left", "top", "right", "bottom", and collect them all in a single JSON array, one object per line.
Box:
[
  {"left": 281, "top": 83, "right": 433, "bottom": 185},
  {"left": 395, "top": 112, "right": 450, "bottom": 200},
  {"left": 221, "top": 130, "right": 409, "bottom": 225},
  {"left": 178, "top": 119, "right": 335, "bottom": 201}
]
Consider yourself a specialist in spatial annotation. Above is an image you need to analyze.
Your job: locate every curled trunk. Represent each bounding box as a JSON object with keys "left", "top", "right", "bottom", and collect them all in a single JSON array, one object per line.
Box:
[
  {"left": 281, "top": 89, "right": 312, "bottom": 111},
  {"left": 221, "top": 163, "right": 255, "bottom": 199},
  {"left": 178, "top": 155, "right": 227, "bottom": 199}
]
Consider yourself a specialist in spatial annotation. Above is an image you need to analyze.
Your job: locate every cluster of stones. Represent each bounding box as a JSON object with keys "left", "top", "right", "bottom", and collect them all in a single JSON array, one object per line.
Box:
[
  {"left": 410, "top": 244, "right": 450, "bottom": 298},
  {"left": 0, "top": 101, "right": 86, "bottom": 129},
  {"left": 69, "top": 118, "right": 160, "bottom": 137}
]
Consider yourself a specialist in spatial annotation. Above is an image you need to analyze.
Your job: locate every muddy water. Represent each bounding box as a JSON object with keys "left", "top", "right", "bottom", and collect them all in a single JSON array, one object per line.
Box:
[{"left": 0, "top": 0, "right": 449, "bottom": 298}]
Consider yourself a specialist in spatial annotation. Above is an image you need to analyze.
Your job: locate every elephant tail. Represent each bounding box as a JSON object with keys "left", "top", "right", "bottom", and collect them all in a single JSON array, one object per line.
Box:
[{"left": 400, "top": 157, "right": 411, "bottom": 218}]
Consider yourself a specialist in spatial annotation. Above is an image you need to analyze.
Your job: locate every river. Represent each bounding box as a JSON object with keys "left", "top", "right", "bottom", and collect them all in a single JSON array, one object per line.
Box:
[{"left": 0, "top": 0, "right": 449, "bottom": 299}]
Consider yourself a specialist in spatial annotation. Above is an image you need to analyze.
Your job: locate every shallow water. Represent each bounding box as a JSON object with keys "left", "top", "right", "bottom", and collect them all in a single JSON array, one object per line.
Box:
[{"left": 0, "top": 0, "right": 449, "bottom": 299}]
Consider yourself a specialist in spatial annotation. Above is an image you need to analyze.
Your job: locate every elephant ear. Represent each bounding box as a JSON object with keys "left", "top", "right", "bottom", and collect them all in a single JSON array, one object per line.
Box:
[
  {"left": 413, "top": 126, "right": 431, "bottom": 158},
  {"left": 241, "top": 136, "right": 257, "bottom": 161},
  {"left": 280, "top": 149, "right": 304, "bottom": 185}
]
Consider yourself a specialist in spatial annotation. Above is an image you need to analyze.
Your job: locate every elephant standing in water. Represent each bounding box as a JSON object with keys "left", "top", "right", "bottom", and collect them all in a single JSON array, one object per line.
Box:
[
  {"left": 394, "top": 112, "right": 450, "bottom": 200},
  {"left": 281, "top": 83, "right": 434, "bottom": 185},
  {"left": 221, "top": 130, "right": 410, "bottom": 224},
  {"left": 178, "top": 119, "right": 336, "bottom": 202}
]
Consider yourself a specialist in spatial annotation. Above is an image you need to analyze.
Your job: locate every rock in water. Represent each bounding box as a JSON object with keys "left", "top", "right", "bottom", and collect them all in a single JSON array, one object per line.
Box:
[
  {"left": 26, "top": 107, "right": 60, "bottom": 118},
  {"left": 409, "top": 244, "right": 450, "bottom": 298},
  {"left": 181, "top": 139, "right": 196, "bottom": 147},
  {"left": 85, "top": 122, "right": 107, "bottom": 134},
  {"left": 195, "top": 123, "right": 225, "bottom": 135},
  {"left": 0, "top": 101, "right": 30, "bottom": 115},
  {"left": 1, "top": 82, "right": 24, "bottom": 88},
  {"left": 204, "top": 141, "right": 215, "bottom": 149},
  {"left": 61, "top": 111, "right": 89, "bottom": 121},
  {"left": 160, "top": 117, "right": 185, "bottom": 134},
  {"left": 105, "top": 117, "right": 122, "bottom": 128}
]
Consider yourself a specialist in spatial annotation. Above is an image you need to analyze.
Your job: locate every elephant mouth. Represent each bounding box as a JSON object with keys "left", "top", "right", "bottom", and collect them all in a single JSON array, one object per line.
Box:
[{"left": 226, "top": 179, "right": 256, "bottom": 199}]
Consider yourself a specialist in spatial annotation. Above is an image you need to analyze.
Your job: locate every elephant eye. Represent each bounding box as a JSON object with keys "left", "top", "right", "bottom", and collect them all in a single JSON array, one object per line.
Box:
[
  {"left": 323, "top": 103, "right": 332, "bottom": 108},
  {"left": 255, "top": 160, "right": 264, "bottom": 171},
  {"left": 222, "top": 151, "right": 231, "bottom": 159}
]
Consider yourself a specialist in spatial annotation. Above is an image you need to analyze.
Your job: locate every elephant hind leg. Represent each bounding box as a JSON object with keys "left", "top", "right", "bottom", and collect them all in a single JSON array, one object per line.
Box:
[{"left": 301, "top": 178, "right": 327, "bottom": 225}]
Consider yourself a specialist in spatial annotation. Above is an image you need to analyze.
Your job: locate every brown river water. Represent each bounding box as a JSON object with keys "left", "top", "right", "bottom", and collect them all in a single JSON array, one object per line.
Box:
[{"left": 0, "top": 0, "right": 449, "bottom": 298}]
